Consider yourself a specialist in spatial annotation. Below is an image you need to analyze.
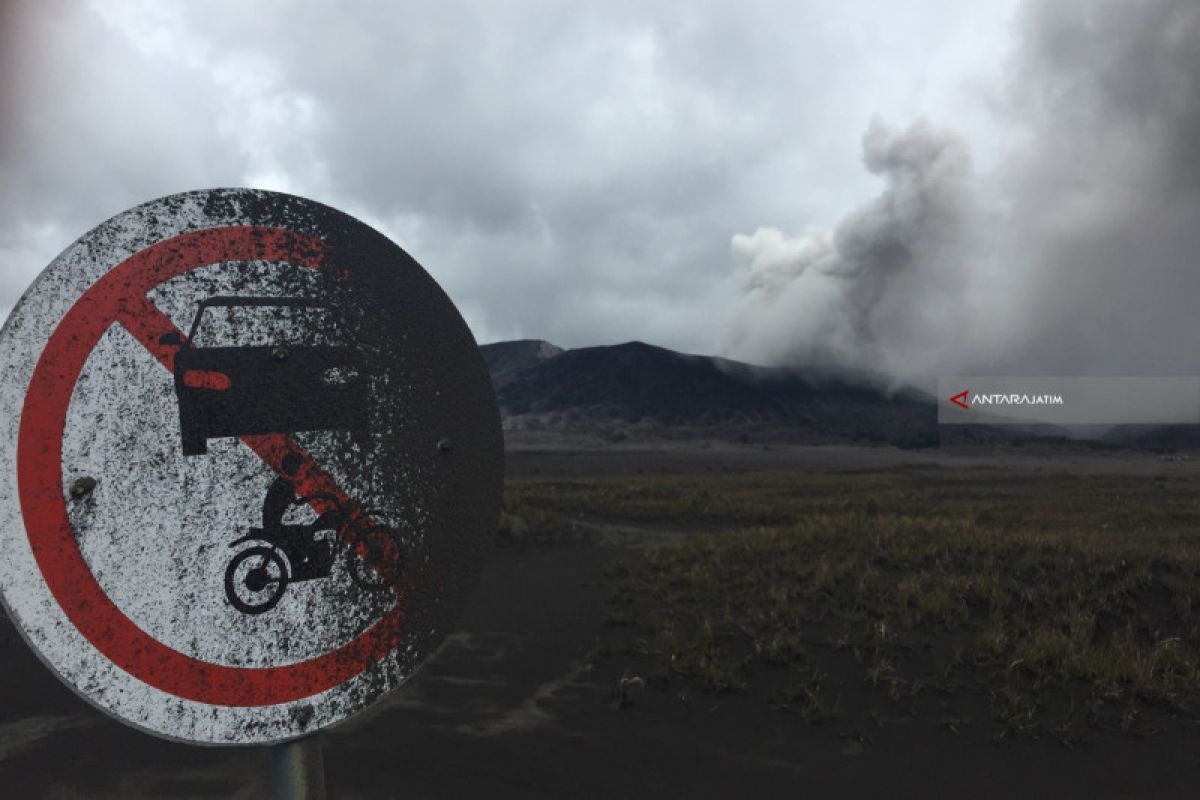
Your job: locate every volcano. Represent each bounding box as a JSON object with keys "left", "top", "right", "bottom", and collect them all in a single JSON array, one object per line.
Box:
[{"left": 480, "top": 339, "right": 938, "bottom": 447}]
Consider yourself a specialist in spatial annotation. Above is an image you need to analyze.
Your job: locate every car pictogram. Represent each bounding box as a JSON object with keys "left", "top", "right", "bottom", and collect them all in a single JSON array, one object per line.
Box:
[{"left": 160, "top": 296, "right": 367, "bottom": 455}]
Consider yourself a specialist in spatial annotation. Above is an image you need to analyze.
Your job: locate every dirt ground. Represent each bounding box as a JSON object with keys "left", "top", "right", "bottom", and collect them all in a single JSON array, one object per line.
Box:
[
  {"left": 2, "top": 443, "right": 1200, "bottom": 798},
  {"left": 504, "top": 438, "right": 1200, "bottom": 479}
]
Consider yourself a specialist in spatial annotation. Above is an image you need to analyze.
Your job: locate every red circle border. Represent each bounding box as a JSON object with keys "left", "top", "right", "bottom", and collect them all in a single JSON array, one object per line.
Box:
[{"left": 16, "top": 226, "right": 406, "bottom": 707}]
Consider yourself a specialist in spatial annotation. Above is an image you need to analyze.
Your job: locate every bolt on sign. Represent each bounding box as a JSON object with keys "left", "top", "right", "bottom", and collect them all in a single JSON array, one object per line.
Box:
[{"left": 0, "top": 189, "right": 503, "bottom": 744}]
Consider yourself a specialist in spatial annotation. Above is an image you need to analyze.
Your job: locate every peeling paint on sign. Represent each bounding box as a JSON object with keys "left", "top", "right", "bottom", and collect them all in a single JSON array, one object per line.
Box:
[{"left": 0, "top": 189, "right": 504, "bottom": 745}]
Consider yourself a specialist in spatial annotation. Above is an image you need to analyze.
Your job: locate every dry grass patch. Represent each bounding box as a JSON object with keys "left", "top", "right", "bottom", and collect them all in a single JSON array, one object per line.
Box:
[{"left": 576, "top": 468, "right": 1200, "bottom": 737}]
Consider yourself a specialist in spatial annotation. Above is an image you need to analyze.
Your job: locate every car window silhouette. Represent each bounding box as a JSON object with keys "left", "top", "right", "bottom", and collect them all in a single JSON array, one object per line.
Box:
[{"left": 190, "top": 302, "right": 343, "bottom": 348}]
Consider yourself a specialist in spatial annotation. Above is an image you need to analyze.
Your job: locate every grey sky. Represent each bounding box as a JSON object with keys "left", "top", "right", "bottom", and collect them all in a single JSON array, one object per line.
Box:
[
  {"left": 11, "top": 1, "right": 1194, "bottom": 392},
  {"left": 1, "top": 0, "right": 1017, "bottom": 365}
]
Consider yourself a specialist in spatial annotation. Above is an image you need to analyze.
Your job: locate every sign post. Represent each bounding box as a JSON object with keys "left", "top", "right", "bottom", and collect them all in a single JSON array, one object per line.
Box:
[
  {"left": 0, "top": 189, "right": 503, "bottom": 764},
  {"left": 270, "top": 736, "right": 326, "bottom": 800}
]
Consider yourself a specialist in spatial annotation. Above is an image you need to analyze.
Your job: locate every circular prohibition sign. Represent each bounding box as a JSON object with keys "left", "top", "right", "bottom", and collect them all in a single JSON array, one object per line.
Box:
[{"left": 0, "top": 189, "right": 503, "bottom": 744}]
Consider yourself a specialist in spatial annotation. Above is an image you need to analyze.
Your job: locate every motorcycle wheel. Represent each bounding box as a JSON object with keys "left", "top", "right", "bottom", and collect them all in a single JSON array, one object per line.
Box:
[
  {"left": 225, "top": 546, "right": 289, "bottom": 614},
  {"left": 346, "top": 527, "right": 404, "bottom": 591}
]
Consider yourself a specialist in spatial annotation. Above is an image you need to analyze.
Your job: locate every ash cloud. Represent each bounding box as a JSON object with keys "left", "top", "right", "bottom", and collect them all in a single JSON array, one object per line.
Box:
[
  {"left": 7, "top": 0, "right": 1195, "bottom": 378},
  {"left": 0, "top": 0, "right": 1017, "bottom": 353},
  {"left": 726, "top": 0, "right": 1200, "bottom": 388},
  {"left": 727, "top": 119, "right": 983, "bottom": 387}
]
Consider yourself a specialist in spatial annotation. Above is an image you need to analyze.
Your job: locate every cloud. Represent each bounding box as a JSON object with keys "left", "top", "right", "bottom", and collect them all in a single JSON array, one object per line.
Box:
[
  {"left": 0, "top": 0, "right": 1016, "bottom": 352},
  {"left": 726, "top": 0, "right": 1200, "bottom": 388}
]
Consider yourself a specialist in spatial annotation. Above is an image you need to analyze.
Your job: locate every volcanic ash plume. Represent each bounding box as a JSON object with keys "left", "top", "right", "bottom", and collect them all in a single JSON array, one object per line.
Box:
[
  {"left": 726, "top": 0, "right": 1200, "bottom": 389},
  {"left": 726, "top": 119, "right": 988, "bottom": 386}
]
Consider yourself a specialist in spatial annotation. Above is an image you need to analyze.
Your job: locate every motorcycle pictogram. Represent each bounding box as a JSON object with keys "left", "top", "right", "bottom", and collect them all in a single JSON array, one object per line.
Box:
[{"left": 224, "top": 453, "right": 404, "bottom": 615}]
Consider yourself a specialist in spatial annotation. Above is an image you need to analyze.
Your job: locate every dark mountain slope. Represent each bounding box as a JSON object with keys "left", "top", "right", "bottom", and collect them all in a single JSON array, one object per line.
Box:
[
  {"left": 480, "top": 339, "right": 564, "bottom": 389},
  {"left": 485, "top": 340, "right": 937, "bottom": 447}
]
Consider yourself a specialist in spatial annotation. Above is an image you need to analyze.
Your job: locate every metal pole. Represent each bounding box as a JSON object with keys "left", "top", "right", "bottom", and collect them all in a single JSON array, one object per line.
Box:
[{"left": 270, "top": 736, "right": 327, "bottom": 800}]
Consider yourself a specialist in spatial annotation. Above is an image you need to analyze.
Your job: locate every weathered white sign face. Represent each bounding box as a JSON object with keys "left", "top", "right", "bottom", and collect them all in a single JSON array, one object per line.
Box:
[{"left": 0, "top": 189, "right": 503, "bottom": 744}]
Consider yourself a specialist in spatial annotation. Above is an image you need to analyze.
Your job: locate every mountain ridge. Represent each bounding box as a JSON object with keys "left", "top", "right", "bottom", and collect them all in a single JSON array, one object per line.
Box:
[{"left": 480, "top": 339, "right": 939, "bottom": 447}]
